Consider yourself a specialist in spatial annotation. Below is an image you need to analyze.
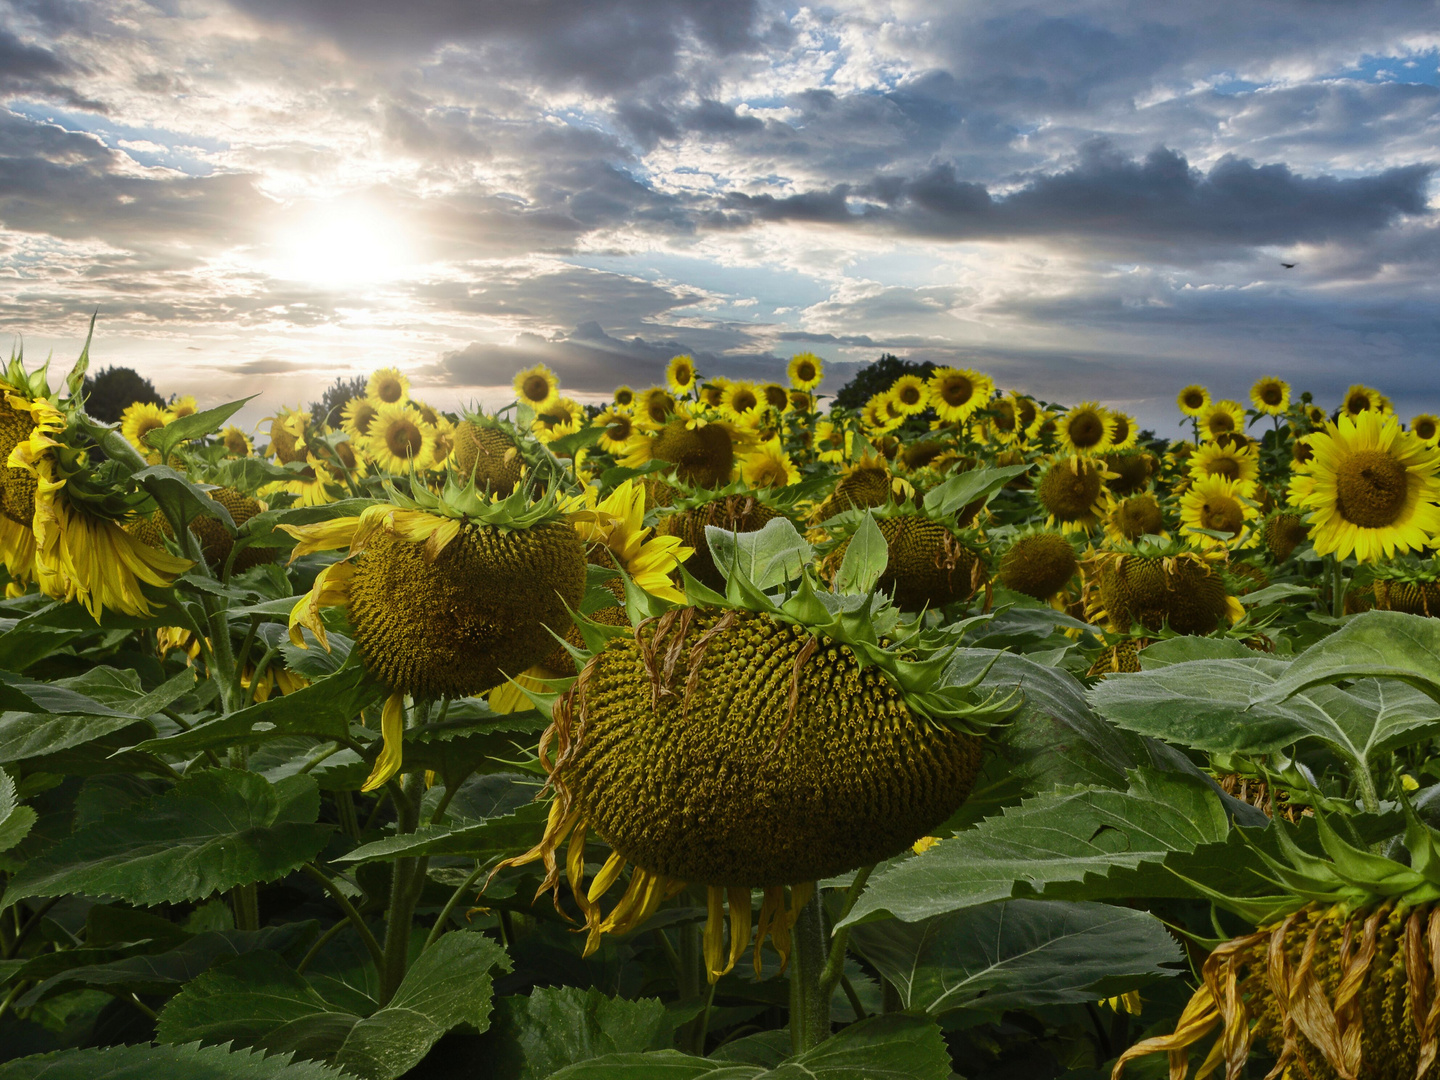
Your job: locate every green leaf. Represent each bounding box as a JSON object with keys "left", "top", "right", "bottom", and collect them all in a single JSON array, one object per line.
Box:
[
  {"left": 0, "top": 1042, "right": 347, "bottom": 1079},
  {"left": 135, "top": 465, "right": 239, "bottom": 537},
  {"left": 1137, "top": 637, "right": 1256, "bottom": 666},
  {"left": 145, "top": 397, "right": 256, "bottom": 463},
  {"left": 335, "top": 801, "right": 548, "bottom": 864},
  {"left": 492, "top": 986, "right": 673, "bottom": 1080},
  {"left": 0, "top": 668, "right": 130, "bottom": 716},
  {"left": 332, "top": 931, "right": 510, "bottom": 1080},
  {"left": 1260, "top": 610, "right": 1440, "bottom": 704},
  {"left": 833, "top": 511, "right": 888, "bottom": 594},
  {"left": 706, "top": 517, "right": 813, "bottom": 591},
  {"left": 0, "top": 768, "right": 36, "bottom": 854},
  {"left": 4, "top": 770, "right": 332, "bottom": 908},
  {"left": 841, "top": 769, "right": 1229, "bottom": 925},
  {"left": 848, "top": 900, "right": 1182, "bottom": 1015},
  {"left": 1089, "top": 656, "right": 1440, "bottom": 775},
  {"left": 548, "top": 1014, "right": 952, "bottom": 1080},
  {"left": 921, "top": 463, "right": 1031, "bottom": 518},
  {"left": 134, "top": 664, "right": 384, "bottom": 755}
]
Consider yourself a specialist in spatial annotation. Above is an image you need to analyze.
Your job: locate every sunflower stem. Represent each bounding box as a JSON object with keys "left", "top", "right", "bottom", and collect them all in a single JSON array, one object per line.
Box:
[
  {"left": 1328, "top": 556, "right": 1348, "bottom": 619},
  {"left": 788, "top": 887, "right": 829, "bottom": 1054},
  {"left": 817, "top": 864, "right": 872, "bottom": 1005},
  {"left": 378, "top": 768, "right": 426, "bottom": 1004}
]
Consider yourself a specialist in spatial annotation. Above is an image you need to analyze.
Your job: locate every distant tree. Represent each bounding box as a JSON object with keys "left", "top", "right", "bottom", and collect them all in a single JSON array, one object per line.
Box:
[
  {"left": 310, "top": 375, "right": 368, "bottom": 429},
  {"left": 832, "top": 354, "right": 937, "bottom": 410},
  {"left": 81, "top": 366, "right": 166, "bottom": 424}
]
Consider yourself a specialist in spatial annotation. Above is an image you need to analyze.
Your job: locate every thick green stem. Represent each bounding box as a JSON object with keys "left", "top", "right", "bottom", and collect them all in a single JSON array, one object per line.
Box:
[
  {"left": 817, "top": 865, "right": 872, "bottom": 1004},
  {"left": 421, "top": 861, "right": 488, "bottom": 954},
  {"left": 379, "top": 771, "right": 425, "bottom": 1003},
  {"left": 231, "top": 882, "right": 259, "bottom": 932},
  {"left": 300, "top": 863, "right": 385, "bottom": 975},
  {"left": 1355, "top": 763, "right": 1381, "bottom": 817},
  {"left": 1329, "top": 557, "right": 1348, "bottom": 619},
  {"left": 788, "top": 888, "right": 829, "bottom": 1054}
]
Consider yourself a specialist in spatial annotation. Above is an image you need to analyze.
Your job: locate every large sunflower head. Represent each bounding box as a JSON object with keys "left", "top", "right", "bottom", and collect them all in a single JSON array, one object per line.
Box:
[
  {"left": 787, "top": 352, "right": 824, "bottom": 390},
  {"left": 1288, "top": 409, "right": 1440, "bottom": 563},
  {"left": 1179, "top": 474, "right": 1257, "bottom": 550},
  {"left": 1035, "top": 456, "right": 1111, "bottom": 534},
  {"left": 1176, "top": 384, "right": 1210, "bottom": 417},
  {"left": 927, "top": 367, "right": 994, "bottom": 424},
  {"left": 1085, "top": 541, "right": 1242, "bottom": 635},
  {"left": 367, "top": 401, "right": 436, "bottom": 473},
  {"left": 1057, "top": 402, "right": 1113, "bottom": 456},
  {"left": 828, "top": 513, "right": 983, "bottom": 611},
  {"left": 997, "top": 531, "right": 1078, "bottom": 599},
  {"left": 1199, "top": 400, "right": 1245, "bottom": 442},
  {"left": 1250, "top": 376, "right": 1290, "bottom": 415},
  {"left": 366, "top": 367, "right": 410, "bottom": 406},
  {"left": 665, "top": 355, "right": 697, "bottom": 396},
  {"left": 513, "top": 364, "right": 560, "bottom": 413}
]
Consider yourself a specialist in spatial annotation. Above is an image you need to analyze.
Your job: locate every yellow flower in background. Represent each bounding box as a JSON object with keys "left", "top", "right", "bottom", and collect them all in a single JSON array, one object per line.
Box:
[
  {"left": 741, "top": 438, "right": 800, "bottom": 489},
  {"left": 595, "top": 410, "right": 636, "bottom": 453},
  {"left": 1198, "top": 400, "right": 1245, "bottom": 442},
  {"left": 1107, "top": 409, "right": 1138, "bottom": 451},
  {"left": 1290, "top": 409, "right": 1440, "bottom": 563},
  {"left": 1056, "top": 402, "right": 1112, "bottom": 456},
  {"left": 264, "top": 461, "right": 340, "bottom": 507},
  {"left": 341, "top": 397, "right": 380, "bottom": 442},
  {"left": 815, "top": 419, "right": 851, "bottom": 464},
  {"left": 1179, "top": 474, "right": 1256, "bottom": 550},
  {"left": 787, "top": 352, "right": 824, "bottom": 390},
  {"left": 1250, "top": 376, "right": 1290, "bottom": 415},
  {"left": 666, "top": 354, "right": 697, "bottom": 396},
  {"left": 220, "top": 426, "right": 252, "bottom": 457},
  {"left": 1342, "top": 383, "right": 1386, "bottom": 417},
  {"left": 513, "top": 364, "right": 560, "bottom": 412},
  {"left": 889, "top": 374, "right": 929, "bottom": 415},
  {"left": 1412, "top": 414, "right": 1440, "bottom": 446},
  {"left": 120, "top": 402, "right": 171, "bottom": 454},
  {"left": 566, "top": 479, "right": 692, "bottom": 603},
  {"left": 698, "top": 377, "right": 728, "bottom": 411},
  {"left": 169, "top": 395, "right": 198, "bottom": 419},
  {"left": 367, "top": 367, "right": 410, "bottom": 406},
  {"left": 927, "top": 367, "right": 993, "bottom": 424},
  {"left": 367, "top": 402, "right": 435, "bottom": 472},
  {"left": 1176, "top": 384, "right": 1210, "bottom": 417},
  {"left": 262, "top": 405, "right": 309, "bottom": 465},
  {"left": 861, "top": 393, "right": 902, "bottom": 434},
  {"left": 613, "top": 385, "right": 635, "bottom": 410},
  {"left": 722, "top": 380, "right": 761, "bottom": 420},
  {"left": 639, "top": 387, "right": 676, "bottom": 426},
  {"left": 758, "top": 382, "right": 791, "bottom": 413},
  {"left": 1189, "top": 440, "right": 1260, "bottom": 494}
]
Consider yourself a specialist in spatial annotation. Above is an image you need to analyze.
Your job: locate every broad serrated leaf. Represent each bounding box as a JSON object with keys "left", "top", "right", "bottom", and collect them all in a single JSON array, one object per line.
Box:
[
  {"left": 335, "top": 800, "right": 548, "bottom": 864},
  {"left": 145, "top": 397, "right": 255, "bottom": 463},
  {"left": 706, "top": 517, "right": 813, "bottom": 590},
  {"left": 134, "top": 464, "right": 238, "bottom": 535},
  {"left": 1137, "top": 637, "right": 1256, "bottom": 667},
  {"left": 0, "top": 668, "right": 129, "bottom": 716},
  {"left": 492, "top": 986, "right": 672, "bottom": 1080},
  {"left": 0, "top": 1042, "right": 347, "bottom": 1080},
  {"left": 332, "top": 931, "right": 510, "bottom": 1080},
  {"left": 848, "top": 900, "right": 1182, "bottom": 1015},
  {"left": 1259, "top": 609, "right": 1440, "bottom": 704},
  {"left": 549, "top": 1013, "right": 951, "bottom": 1080},
  {"left": 921, "top": 463, "right": 1030, "bottom": 518},
  {"left": 0, "top": 768, "right": 36, "bottom": 853},
  {"left": 4, "top": 770, "right": 332, "bottom": 907},
  {"left": 0, "top": 668, "right": 199, "bottom": 763},
  {"left": 840, "top": 769, "right": 1229, "bottom": 926},
  {"left": 833, "top": 511, "right": 888, "bottom": 594}
]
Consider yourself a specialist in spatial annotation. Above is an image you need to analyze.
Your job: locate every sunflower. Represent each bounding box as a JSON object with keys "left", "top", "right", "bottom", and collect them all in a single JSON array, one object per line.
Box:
[
  {"left": 814, "top": 419, "right": 851, "bottom": 464},
  {"left": 263, "top": 461, "right": 340, "bottom": 508},
  {"left": 262, "top": 406, "right": 310, "bottom": 465},
  {"left": 831, "top": 514, "right": 981, "bottom": 610},
  {"left": 594, "top": 409, "right": 636, "bottom": 453},
  {"left": 1189, "top": 440, "right": 1260, "bottom": 494},
  {"left": 861, "top": 394, "right": 902, "bottom": 435},
  {"left": 1176, "top": 384, "right": 1210, "bottom": 417},
  {"left": 1261, "top": 511, "right": 1308, "bottom": 561},
  {"left": 513, "top": 364, "right": 560, "bottom": 413},
  {"left": 534, "top": 397, "right": 583, "bottom": 437},
  {"left": 453, "top": 420, "right": 523, "bottom": 495},
  {"left": 283, "top": 490, "right": 587, "bottom": 790},
  {"left": 656, "top": 494, "right": 779, "bottom": 592},
  {"left": 1012, "top": 394, "right": 1042, "bottom": 439},
  {"left": 220, "top": 426, "right": 252, "bottom": 457},
  {"left": 1101, "top": 450, "right": 1155, "bottom": 496},
  {"left": 1035, "top": 457, "right": 1111, "bottom": 534},
  {"left": 120, "top": 402, "right": 172, "bottom": 454},
  {"left": 1056, "top": 402, "right": 1113, "bottom": 457},
  {"left": 367, "top": 402, "right": 435, "bottom": 473},
  {"left": 722, "top": 380, "right": 761, "bottom": 421},
  {"left": 620, "top": 411, "right": 741, "bottom": 489},
  {"left": 1250, "top": 376, "right": 1290, "bottom": 415},
  {"left": 613, "top": 385, "right": 635, "bottom": 410},
  {"left": 758, "top": 382, "right": 790, "bottom": 413},
  {"left": 1198, "top": 399, "right": 1245, "bottom": 442},
  {"left": 1106, "top": 410, "right": 1138, "bottom": 451},
  {"left": 639, "top": 387, "right": 676, "bottom": 426},
  {"left": 1342, "top": 383, "right": 1385, "bottom": 417},
  {"left": 788, "top": 389, "right": 815, "bottom": 413},
  {"left": 889, "top": 375, "right": 929, "bottom": 415},
  {"left": 157, "top": 487, "right": 271, "bottom": 574},
  {"left": 997, "top": 532, "right": 1078, "bottom": 599},
  {"left": 1179, "top": 474, "right": 1256, "bottom": 550},
  {"left": 666, "top": 355, "right": 697, "bottom": 396},
  {"left": 168, "top": 395, "right": 198, "bottom": 419},
  {"left": 1288, "top": 409, "right": 1440, "bottom": 562},
  {"left": 341, "top": 397, "right": 380, "bottom": 442},
  {"left": 740, "top": 438, "right": 800, "bottom": 489},
  {"left": 1086, "top": 543, "right": 1243, "bottom": 635},
  {"left": 1103, "top": 493, "right": 1167, "bottom": 544},
  {"left": 787, "top": 352, "right": 824, "bottom": 390},
  {"left": 1412, "top": 414, "right": 1440, "bottom": 446},
  {"left": 367, "top": 367, "right": 410, "bottom": 406},
  {"left": 698, "top": 377, "right": 728, "bottom": 411},
  {"left": 927, "top": 367, "right": 993, "bottom": 424},
  {"left": 810, "top": 454, "right": 897, "bottom": 525},
  {"left": 566, "top": 479, "right": 691, "bottom": 604},
  {"left": 428, "top": 416, "right": 456, "bottom": 467}
]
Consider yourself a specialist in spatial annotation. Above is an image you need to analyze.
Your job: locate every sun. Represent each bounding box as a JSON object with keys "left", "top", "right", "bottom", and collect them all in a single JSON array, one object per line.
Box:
[{"left": 268, "top": 201, "right": 414, "bottom": 288}]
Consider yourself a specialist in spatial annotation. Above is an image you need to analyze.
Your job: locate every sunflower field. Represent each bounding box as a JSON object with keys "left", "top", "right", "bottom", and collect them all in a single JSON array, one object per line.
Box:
[{"left": 4, "top": 330, "right": 1440, "bottom": 1080}]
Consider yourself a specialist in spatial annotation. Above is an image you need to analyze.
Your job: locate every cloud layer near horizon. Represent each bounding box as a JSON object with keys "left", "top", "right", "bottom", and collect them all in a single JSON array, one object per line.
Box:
[{"left": 1, "top": 0, "right": 1437, "bottom": 429}]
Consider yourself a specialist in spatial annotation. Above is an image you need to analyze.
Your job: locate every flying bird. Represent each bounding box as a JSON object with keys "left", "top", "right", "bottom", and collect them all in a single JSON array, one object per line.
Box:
[{"left": 1280, "top": 262, "right": 1296, "bottom": 268}]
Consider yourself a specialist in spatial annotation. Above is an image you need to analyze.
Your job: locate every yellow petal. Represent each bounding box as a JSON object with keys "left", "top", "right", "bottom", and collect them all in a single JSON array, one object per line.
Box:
[{"left": 360, "top": 692, "right": 406, "bottom": 792}]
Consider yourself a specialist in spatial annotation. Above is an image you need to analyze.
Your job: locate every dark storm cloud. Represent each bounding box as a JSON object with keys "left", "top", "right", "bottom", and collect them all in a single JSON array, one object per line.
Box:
[
  {"left": 723, "top": 143, "right": 1434, "bottom": 252},
  {"left": 0, "top": 25, "right": 100, "bottom": 108},
  {"left": 224, "top": 0, "right": 772, "bottom": 91}
]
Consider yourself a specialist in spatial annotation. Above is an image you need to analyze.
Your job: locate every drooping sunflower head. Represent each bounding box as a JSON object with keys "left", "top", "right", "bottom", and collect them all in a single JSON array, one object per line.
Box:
[
  {"left": 1035, "top": 456, "right": 1111, "bottom": 534},
  {"left": 758, "top": 382, "right": 790, "bottom": 413},
  {"left": 787, "top": 352, "right": 824, "bottom": 390},
  {"left": 513, "top": 364, "right": 560, "bottom": 413},
  {"left": 220, "top": 426, "right": 252, "bottom": 457},
  {"left": 927, "top": 367, "right": 994, "bottom": 424},
  {"left": 1179, "top": 473, "right": 1256, "bottom": 550},
  {"left": 1100, "top": 450, "right": 1155, "bottom": 496},
  {"left": 997, "top": 531, "right": 1078, "bottom": 599},
  {"left": 1261, "top": 510, "right": 1308, "bottom": 561},
  {"left": 157, "top": 486, "right": 271, "bottom": 574},
  {"left": 1412, "top": 414, "right": 1440, "bottom": 446},
  {"left": 810, "top": 454, "right": 895, "bottom": 524},
  {"left": 366, "top": 367, "right": 410, "bottom": 406},
  {"left": 889, "top": 374, "right": 929, "bottom": 415},
  {"left": 120, "top": 402, "right": 171, "bottom": 456},
  {"left": 367, "top": 401, "right": 435, "bottom": 473},
  {"left": 1342, "top": 382, "right": 1384, "bottom": 417},
  {"left": 263, "top": 406, "right": 309, "bottom": 465},
  {"left": 639, "top": 387, "right": 676, "bottom": 426},
  {"left": 1176, "top": 384, "right": 1210, "bottom": 417},
  {"left": 340, "top": 397, "right": 380, "bottom": 442},
  {"left": 666, "top": 354, "right": 696, "bottom": 396},
  {"left": 1250, "top": 376, "right": 1290, "bottom": 415},
  {"left": 1288, "top": 409, "right": 1440, "bottom": 563},
  {"left": 634, "top": 414, "right": 739, "bottom": 489},
  {"left": 1085, "top": 541, "right": 1242, "bottom": 635},
  {"left": 0, "top": 390, "right": 45, "bottom": 526},
  {"left": 1057, "top": 402, "right": 1113, "bottom": 456},
  {"left": 828, "top": 513, "right": 983, "bottom": 611},
  {"left": 656, "top": 492, "right": 781, "bottom": 592},
  {"left": 1199, "top": 400, "right": 1245, "bottom": 442},
  {"left": 1103, "top": 492, "right": 1166, "bottom": 544}
]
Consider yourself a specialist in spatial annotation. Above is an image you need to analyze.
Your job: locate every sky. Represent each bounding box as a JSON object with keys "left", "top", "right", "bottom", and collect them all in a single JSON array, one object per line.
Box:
[{"left": 0, "top": 0, "right": 1437, "bottom": 435}]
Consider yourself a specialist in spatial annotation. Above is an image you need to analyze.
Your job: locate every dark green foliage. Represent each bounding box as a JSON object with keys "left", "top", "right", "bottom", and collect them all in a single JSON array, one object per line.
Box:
[
  {"left": 80, "top": 366, "right": 165, "bottom": 423},
  {"left": 309, "top": 375, "right": 367, "bottom": 429},
  {"left": 831, "top": 354, "right": 935, "bottom": 410}
]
